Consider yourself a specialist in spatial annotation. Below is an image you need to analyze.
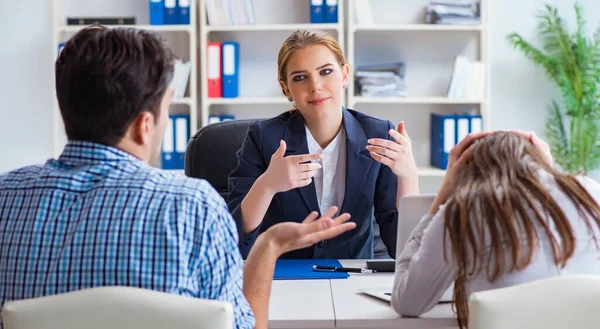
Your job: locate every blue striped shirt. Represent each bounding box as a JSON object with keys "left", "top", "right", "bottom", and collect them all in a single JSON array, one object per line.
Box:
[{"left": 0, "top": 141, "right": 255, "bottom": 329}]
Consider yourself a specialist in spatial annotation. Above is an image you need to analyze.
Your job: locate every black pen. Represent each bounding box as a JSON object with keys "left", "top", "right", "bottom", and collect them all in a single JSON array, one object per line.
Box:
[{"left": 312, "top": 265, "right": 375, "bottom": 274}]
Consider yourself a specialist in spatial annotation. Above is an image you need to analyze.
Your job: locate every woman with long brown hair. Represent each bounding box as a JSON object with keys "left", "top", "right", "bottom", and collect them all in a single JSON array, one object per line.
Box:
[{"left": 370, "top": 130, "right": 600, "bottom": 328}]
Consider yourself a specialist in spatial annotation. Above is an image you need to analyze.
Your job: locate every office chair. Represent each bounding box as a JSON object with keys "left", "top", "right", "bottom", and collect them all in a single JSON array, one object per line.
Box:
[
  {"left": 185, "top": 119, "right": 257, "bottom": 199},
  {"left": 469, "top": 275, "right": 600, "bottom": 329},
  {"left": 2, "top": 286, "right": 233, "bottom": 329}
]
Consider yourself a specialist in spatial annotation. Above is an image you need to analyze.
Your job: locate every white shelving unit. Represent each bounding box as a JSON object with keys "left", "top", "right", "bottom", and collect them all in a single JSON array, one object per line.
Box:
[
  {"left": 346, "top": 0, "right": 490, "bottom": 185},
  {"left": 198, "top": 0, "right": 345, "bottom": 127},
  {"left": 51, "top": 0, "right": 198, "bottom": 160},
  {"left": 48, "top": 0, "right": 489, "bottom": 191}
]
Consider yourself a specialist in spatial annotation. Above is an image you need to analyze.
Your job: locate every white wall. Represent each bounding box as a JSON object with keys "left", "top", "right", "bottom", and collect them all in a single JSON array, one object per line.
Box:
[
  {"left": 489, "top": 0, "right": 600, "bottom": 132},
  {"left": 0, "top": 0, "right": 54, "bottom": 172},
  {"left": 1, "top": 0, "right": 599, "bottom": 173}
]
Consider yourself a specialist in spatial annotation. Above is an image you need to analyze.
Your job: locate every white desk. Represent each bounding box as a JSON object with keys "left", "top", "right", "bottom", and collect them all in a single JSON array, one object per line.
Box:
[
  {"left": 269, "top": 279, "right": 335, "bottom": 329},
  {"left": 268, "top": 260, "right": 457, "bottom": 329},
  {"left": 333, "top": 260, "right": 457, "bottom": 329}
]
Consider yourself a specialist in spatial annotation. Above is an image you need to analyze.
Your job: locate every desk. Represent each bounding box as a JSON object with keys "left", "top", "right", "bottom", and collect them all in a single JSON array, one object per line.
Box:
[
  {"left": 269, "top": 279, "right": 335, "bottom": 328},
  {"left": 268, "top": 260, "right": 457, "bottom": 329}
]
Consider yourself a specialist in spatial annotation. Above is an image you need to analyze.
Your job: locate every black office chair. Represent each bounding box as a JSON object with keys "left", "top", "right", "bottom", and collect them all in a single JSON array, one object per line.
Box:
[{"left": 184, "top": 119, "right": 257, "bottom": 199}]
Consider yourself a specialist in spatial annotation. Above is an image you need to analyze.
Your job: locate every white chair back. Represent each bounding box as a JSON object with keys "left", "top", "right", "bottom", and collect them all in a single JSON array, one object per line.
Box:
[
  {"left": 2, "top": 286, "right": 233, "bottom": 329},
  {"left": 396, "top": 193, "right": 437, "bottom": 256},
  {"left": 469, "top": 275, "right": 600, "bottom": 329}
]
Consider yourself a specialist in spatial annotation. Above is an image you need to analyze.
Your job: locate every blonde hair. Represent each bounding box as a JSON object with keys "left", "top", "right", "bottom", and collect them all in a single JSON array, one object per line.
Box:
[
  {"left": 277, "top": 29, "right": 347, "bottom": 98},
  {"left": 442, "top": 131, "right": 600, "bottom": 329}
]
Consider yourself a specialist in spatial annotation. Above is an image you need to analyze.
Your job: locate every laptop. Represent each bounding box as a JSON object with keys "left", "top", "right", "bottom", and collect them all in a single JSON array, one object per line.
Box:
[{"left": 359, "top": 194, "right": 453, "bottom": 303}]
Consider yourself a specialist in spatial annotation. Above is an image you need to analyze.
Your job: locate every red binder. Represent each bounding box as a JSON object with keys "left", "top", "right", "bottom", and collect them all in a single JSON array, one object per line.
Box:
[{"left": 207, "top": 42, "right": 222, "bottom": 98}]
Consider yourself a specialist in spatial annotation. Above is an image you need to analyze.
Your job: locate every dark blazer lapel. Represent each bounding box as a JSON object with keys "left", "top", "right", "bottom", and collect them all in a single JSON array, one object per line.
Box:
[
  {"left": 339, "top": 108, "right": 373, "bottom": 216},
  {"left": 282, "top": 111, "right": 321, "bottom": 215}
]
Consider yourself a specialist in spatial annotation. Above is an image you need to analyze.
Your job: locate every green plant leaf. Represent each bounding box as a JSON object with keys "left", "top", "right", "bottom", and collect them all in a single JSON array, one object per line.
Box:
[
  {"left": 546, "top": 101, "right": 570, "bottom": 171},
  {"left": 509, "top": 2, "right": 600, "bottom": 174}
]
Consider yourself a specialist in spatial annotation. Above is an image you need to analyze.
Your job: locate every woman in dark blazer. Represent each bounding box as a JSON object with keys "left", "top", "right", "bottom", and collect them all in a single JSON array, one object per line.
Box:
[{"left": 226, "top": 30, "right": 420, "bottom": 259}]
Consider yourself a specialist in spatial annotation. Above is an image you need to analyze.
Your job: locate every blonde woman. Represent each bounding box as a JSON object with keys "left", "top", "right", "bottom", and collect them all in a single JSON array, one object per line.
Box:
[
  {"left": 227, "top": 30, "right": 420, "bottom": 259},
  {"left": 373, "top": 131, "right": 600, "bottom": 328}
]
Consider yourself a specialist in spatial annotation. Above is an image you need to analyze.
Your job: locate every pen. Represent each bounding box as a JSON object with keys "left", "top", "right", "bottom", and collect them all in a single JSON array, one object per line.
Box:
[{"left": 312, "top": 265, "right": 375, "bottom": 274}]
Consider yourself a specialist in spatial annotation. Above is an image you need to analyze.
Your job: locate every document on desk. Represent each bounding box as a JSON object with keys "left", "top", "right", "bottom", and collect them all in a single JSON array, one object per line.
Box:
[{"left": 274, "top": 259, "right": 349, "bottom": 280}]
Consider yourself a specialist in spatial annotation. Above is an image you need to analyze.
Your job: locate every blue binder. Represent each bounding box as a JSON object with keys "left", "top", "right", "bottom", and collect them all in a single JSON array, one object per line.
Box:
[
  {"left": 161, "top": 115, "right": 175, "bottom": 169},
  {"left": 164, "top": 0, "right": 179, "bottom": 25},
  {"left": 455, "top": 114, "right": 471, "bottom": 145},
  {"left": 178, "top": 0, "right": 190, "bottom": 24},
  {"left": 222, "top": 41, "right": 239, "bottom": 98},
  {"left": 149, "top": 0, "right": 164, "bottom": 25},
  {"left": 325, "top": 0, "right": 338, "bottom": 23},
  {"left": 220, "top": 114, "right": 235, "bottom": 121},
  {"left": 274, "top": 259, "right": 349, "bottom": 280},
  {"left": 430, "top": 114, "right": 456, "bottom": 170},
  {"left": 57, "top": 42, "right": 65, "bottom": 57},
  {"left": 469, "top": 114, "right": 483, "bottom": 134},
  {"left": 172, "top": 114, "right": 190, "bottom": 169},
  {"left": 310, "top": 0, "right": 325, "bottom": 23}
]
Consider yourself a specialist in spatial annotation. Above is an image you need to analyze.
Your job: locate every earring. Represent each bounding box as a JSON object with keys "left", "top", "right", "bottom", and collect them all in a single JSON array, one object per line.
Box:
[{"left": 343, "top": 83, "right": 348, "bottom": 89}]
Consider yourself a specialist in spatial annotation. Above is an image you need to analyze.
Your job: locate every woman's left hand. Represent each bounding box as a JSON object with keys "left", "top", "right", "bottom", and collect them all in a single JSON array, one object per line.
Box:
[{"left": 367, "top": 121, "right": 419, "bottom": 182}]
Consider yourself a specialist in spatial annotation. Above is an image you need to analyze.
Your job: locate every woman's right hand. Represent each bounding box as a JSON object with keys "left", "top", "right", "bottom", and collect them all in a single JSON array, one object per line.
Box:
[{"left": 260, "top": 140, "right": 322, "bottom": 195}]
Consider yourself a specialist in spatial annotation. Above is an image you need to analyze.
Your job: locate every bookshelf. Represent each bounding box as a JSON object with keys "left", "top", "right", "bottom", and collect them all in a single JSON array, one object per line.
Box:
[
  {"left": 198, "top": 0, "right": 344, "bottom": 127},
  {"left": 48, "top": 0, "right": 489, "bottom": 191},
  {"left": 51, "top": 0, "right": 198, "bottom": 162},
  {"left": 346, "top": 0, "right": 490, "bottom": 184}
]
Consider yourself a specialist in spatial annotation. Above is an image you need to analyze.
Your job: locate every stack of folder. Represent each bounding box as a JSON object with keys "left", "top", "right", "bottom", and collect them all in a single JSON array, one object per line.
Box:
[
  {"left": 354, "top": 62, "right": 407, "bottom": 98},
  {"left": 425, "top": 0, "right": 481, "bottom": 25}
]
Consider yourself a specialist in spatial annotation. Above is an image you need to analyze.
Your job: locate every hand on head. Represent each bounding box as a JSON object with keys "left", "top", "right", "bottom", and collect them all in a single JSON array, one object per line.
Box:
[
  {"left": 264, "top": 206, "right": 356, "bottom": 256},
  {"left": 261, "top": 140, "right": 322, "bottom": 194},
  {"left": 509, "top": 130, "right": 553, "bottom": 166},
  {"left": 429, "top": 129, "right": 553, "bottom": 214}
]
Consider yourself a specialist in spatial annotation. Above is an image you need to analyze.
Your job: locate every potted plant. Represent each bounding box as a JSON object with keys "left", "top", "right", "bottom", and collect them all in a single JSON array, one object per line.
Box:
[{"left": 507, "top": 2, "right": 600, "bottom": 175}]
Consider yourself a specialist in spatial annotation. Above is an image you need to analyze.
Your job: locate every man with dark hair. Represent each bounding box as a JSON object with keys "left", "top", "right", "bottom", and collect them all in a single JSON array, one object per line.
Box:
[{"left": 0, "top": 26, "right": 355, "bottom": 329}]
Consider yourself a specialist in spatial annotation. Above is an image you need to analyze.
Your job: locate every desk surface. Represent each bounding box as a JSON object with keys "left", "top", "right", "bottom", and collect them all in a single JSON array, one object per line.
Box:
[
  {"left": 269, "top": 279, "right": 334, "bottom": 329},
  {"left": 334, "top": 260, "right": 457, "bottom": 329},
  {"left": 268, "top": 259, "right": 457, "bottom": 329}
]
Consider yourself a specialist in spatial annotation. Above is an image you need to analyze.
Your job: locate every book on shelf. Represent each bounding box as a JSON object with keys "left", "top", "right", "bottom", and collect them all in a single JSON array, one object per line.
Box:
[
  {"left": 425, "top": 0, "right": 481, "bottom": 25},
  {"left": 149, "top": 0, "right": 192, "bottom": 25},
  {"left": 430, "top": 111, "right": 482, "bottom": 169},
  {"left": 447, "top": 55, "right": 485, "bottom": 100},
  {"left": 171, "top": 60, "right": 192, "bottom": 99},
  {"left": 205, "top": 0, "right": 255, "bottom": 25},
  {"left": 311, "top": 0, "right": 339, "bottom": 24},
  {"left": 66, "top": 17, "right": 136, "bottom": 25},
  {"left": 161, "top": 114, "right": 190, "bottom": 170},
  {"left": 355, "top": 62, "right": 407, "bottom": 97},
  {"left": 205, "top": 41, "right": 240, "bottom": 99}
]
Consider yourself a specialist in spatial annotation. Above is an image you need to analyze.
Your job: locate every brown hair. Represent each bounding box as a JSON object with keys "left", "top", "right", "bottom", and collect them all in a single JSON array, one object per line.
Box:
[
  {"left": 442, "top": 131, "right": 600, "bottom": 329},
  {"left": 277, "top": 29, "right": 346, "bottom": 98},
  {"left": 55, "top": 25, "right": 175, "bottom": 146}
]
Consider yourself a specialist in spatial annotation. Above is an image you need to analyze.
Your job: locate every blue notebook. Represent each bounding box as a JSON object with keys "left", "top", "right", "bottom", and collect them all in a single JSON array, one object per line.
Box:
[{"left": 273, "top": 259, "right": 349, "bottom": 280}]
